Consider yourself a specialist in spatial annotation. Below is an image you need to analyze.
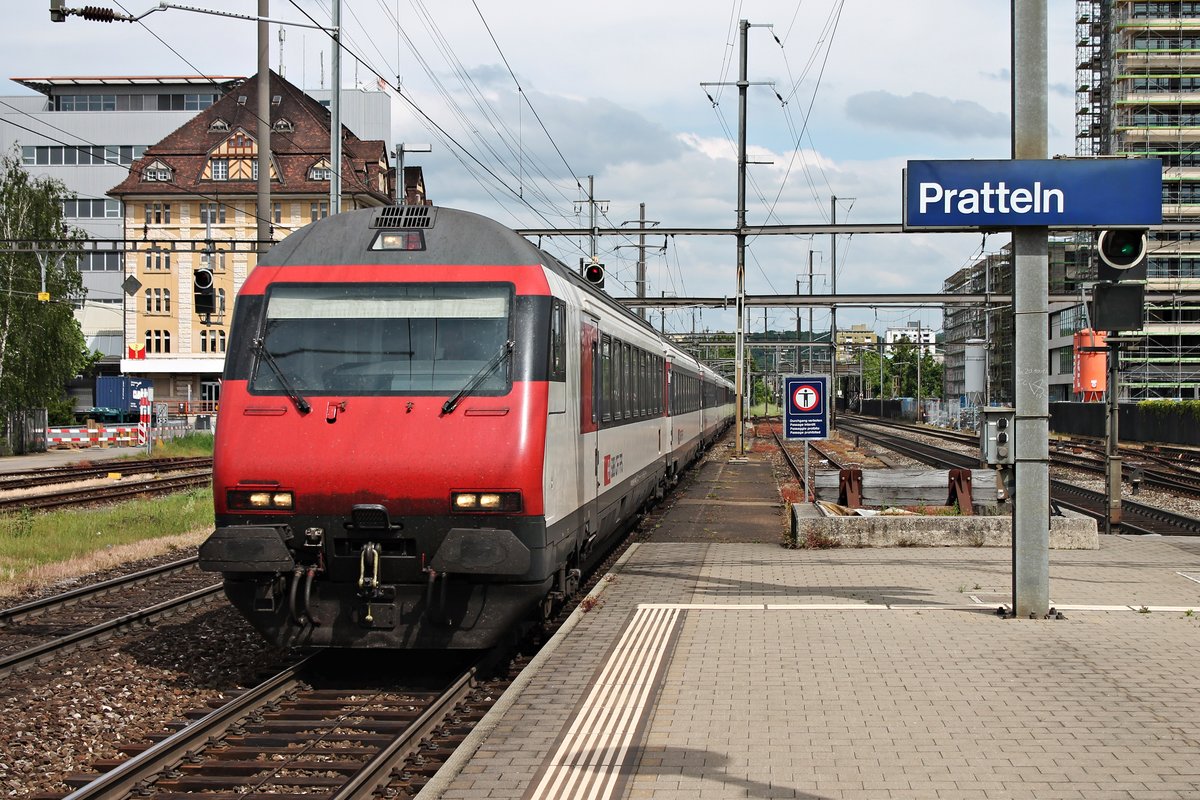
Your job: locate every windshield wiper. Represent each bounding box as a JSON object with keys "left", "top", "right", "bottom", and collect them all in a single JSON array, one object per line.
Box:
[
  {"left": 441, "top": 340, "right": 514, "bottom": 415},
  {"left": 253, "top": 337, "right": 312, "bottom": 415}
]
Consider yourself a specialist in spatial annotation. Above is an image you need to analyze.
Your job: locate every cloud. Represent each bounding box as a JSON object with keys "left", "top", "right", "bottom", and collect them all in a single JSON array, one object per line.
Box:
[{"left": 844, "top": 90, "right": 1008, "bottom": 139}]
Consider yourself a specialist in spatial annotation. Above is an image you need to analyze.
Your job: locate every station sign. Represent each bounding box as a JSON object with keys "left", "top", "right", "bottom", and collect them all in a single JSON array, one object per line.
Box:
[
  {"left": 903, "top": 158, "right": 1162, "bottom": 231},
  {"left": 784, "top": 374, "right": 829, "bottom": 441}
]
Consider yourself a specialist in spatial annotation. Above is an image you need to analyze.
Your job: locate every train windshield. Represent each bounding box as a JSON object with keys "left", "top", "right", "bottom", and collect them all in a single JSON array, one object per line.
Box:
[{"left": 250, "top": 283, "right": 513, "bottom": 395}]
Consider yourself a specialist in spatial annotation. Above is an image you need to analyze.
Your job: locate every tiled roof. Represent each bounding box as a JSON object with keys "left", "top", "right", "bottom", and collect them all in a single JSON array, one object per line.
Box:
[{"left": 108, "top": 70, "right": 391, "bottom": 203}]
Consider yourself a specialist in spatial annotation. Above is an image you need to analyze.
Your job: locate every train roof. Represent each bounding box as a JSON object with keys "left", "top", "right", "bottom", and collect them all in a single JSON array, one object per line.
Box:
[
  {"left": 258, "top": 205, "right": 547, "bottom": 269},
  {"left": 256, "top": 205, "right": 732, "bottom": 389}
]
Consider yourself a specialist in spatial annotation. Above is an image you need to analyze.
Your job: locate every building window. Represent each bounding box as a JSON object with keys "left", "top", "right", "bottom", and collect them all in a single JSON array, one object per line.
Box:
[
  {"left": 200, "top": 329, "right": 227, "bottom": 353},
  {"left": 210, "top": 158, "right": 228, "bottom": 181},
  {"left": 144, "top": 251, "right": 171, "bottom": 272},
  {"left": 60, "top": 199, "right": 122, "bottom": 219},
  {"left": 144, "top": 287, "right": 171, "bottom": 314},
  {"left": 79, "top": 252, "right": 122, "bottom": 272},
  {"left": 157, "top": 93, "right": 216, "bottom": 111},
  {"left": 273, "top": 117, "right": 293, "bottom": 132},
  {"left": 201, "top": 251, "right": 226, "bottom": 274},
  {"left": 217, "top": 288, "right": 227, "bottom": 313},
  {"left": 145, "top": 329, "right": 171, "bottom": 353},
  {"left": 309, "top": 201, "right": 328, "bottom": 221},
  {"left": 53, "top": 94, "right": 116, "bottom": 111},
  {"left": 209, "top": 118, "right": 230, "bottom": 133},
  {"left": 144, "top": 202, "right": 171, "bottom": 225},
  {"left": 272, "top": 202, "right": 283, "bottom": 223},
  {"left": 199, "top": 202, "right": 226, "bottom": 225},
  {"left": 142, "top": 160, "right": 172, "bottom": 181}
]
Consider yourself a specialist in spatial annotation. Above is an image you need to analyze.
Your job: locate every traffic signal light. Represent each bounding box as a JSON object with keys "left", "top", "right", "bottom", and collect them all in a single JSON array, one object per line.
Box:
[
  {"left": 583, "top": 262, "right": 605, "bottom": 288},
  {"left": 193, "top": 267, "right": 216, "bottom": 316},
  {"left": 980, "top": 407, "right": 1016, "bottom": 466},
  {"left": 1096, "top": 229, "right": 1148, "bottom": 282}
]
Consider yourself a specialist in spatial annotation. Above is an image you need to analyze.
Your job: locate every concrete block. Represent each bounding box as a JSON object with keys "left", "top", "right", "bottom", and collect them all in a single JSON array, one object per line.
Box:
[{"left": 789, "top": 505, "right": 1097, "bottom": 549}]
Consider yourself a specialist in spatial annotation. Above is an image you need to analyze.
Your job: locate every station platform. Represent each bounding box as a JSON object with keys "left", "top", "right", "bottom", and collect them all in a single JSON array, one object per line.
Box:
[{"left": 420, "top": 442, "right": 1200, "bottom": 800}]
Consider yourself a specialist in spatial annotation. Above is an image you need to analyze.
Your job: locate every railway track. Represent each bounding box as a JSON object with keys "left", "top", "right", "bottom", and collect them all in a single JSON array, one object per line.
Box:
[
  {"left": 0, "top": 557, "right": 222, "bottom": 678},
  {"left": 843, "top": 414, "right": 1200, "bottom": 497},
  {"left": 46, "top": 651, "right": 490, "bottom": 799},
  {"left": 0, "top": 457, "right": 213, "bottom": 491},
  {"left": 836, "top": 418, "right": 1200, "bottom": 535},
  {"left": 0, "top": 470, "right": 212, "bottom": 513}
]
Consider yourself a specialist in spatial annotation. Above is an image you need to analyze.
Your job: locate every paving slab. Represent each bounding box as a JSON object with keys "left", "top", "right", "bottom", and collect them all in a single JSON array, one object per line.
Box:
[{"left": 420, "top": 451, "right": 1200, "bottom": 800}]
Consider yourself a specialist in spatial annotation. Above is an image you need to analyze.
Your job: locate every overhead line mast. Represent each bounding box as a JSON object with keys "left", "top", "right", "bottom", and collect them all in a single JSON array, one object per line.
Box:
[{"left": 702, "top": 19, "right": 776, "bottom": 457}]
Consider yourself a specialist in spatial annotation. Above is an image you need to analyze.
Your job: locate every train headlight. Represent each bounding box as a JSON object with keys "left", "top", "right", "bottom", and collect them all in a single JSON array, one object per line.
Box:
[
  {"left": 228, "top": 489, "right": 296, "bottom": 512},
  {"left": 451, "top": 491, "right": 521, "bottom": 513}
]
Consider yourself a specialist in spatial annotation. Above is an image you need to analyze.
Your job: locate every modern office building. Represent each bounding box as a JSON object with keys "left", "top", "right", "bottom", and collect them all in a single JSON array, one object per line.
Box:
[{"left": 0, "top": 75, "right": 245, "bottom": 376}]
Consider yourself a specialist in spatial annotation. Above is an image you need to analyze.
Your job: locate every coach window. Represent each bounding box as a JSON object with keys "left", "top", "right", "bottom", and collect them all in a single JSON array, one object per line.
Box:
[
  {"left": 641, "top": 351, "right": 650, "bottom": 416},
  {"left": 615, "top": 342, "right": 625, "bottom": 420},
  {"left": 601, "top": 336, "right": 612, "bottom": 423},
  {"left": 549, "top": 299, "right": 566, "bottom": 382},
  {"left": 624, "top": 343, "right": 634, "bottom": 419},
  {"left": 655, "top": 357, "right": 662, "bottom": 414},
  {"left": 629, "top": 347, "right": 637, "bottom": 418},
  {"left": 636, "top": 351, "right": 644, "bottom": 417}
]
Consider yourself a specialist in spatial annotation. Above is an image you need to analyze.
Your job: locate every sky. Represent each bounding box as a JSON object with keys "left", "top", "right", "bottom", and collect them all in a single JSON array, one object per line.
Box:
[{"left": 2, "top": 1, "right": 1079, "bottom": 338}]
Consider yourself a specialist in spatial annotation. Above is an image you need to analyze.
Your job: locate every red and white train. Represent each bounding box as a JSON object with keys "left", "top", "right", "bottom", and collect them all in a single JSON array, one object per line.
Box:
[{"left": 199, "top": 205, "right": 734, "bottom": 649}]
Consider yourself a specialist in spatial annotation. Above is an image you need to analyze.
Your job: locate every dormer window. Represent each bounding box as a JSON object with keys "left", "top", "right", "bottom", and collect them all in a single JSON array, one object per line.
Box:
[
  {"left": 273, "top": 117, "right": 294, "bottom": 133},
  {"left": 208, "top": 118, "right": 230, "bottom": 133},
  {"left": 308, "top": 158, "right": 333, "bottom": 181},
  {"left": 142, "top": 160, "right": 173, "bottom": 182}
]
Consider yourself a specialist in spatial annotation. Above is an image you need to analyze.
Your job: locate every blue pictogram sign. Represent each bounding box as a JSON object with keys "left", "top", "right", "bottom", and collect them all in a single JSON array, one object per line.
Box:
[{"left": 784, "top": 374, "right": 829, "bottom": 441}]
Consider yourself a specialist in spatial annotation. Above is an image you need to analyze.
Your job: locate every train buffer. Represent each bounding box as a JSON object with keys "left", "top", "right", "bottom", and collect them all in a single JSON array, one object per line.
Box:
[{"left": 814, "top": 467, "right": 1000, "bottom": 514}]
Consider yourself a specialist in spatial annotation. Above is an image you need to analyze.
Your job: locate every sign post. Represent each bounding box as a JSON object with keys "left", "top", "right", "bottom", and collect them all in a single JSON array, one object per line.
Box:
[{"left": 784, "top": 375, "right": 829, "bottom": 502}]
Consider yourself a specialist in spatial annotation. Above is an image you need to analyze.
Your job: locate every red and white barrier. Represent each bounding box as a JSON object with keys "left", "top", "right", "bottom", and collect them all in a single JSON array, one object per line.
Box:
[{"left": 47, "top": 426, "right": 138, "bottom": 447}]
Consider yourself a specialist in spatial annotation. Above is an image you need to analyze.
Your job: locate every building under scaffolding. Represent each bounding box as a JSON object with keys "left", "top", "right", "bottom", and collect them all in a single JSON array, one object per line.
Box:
[
  {"left": 1076, "top": 0, "right": 1200, "bottom": 399},
  {"left": 943, "top": 241, "right": 1090, "bottom": 406}
]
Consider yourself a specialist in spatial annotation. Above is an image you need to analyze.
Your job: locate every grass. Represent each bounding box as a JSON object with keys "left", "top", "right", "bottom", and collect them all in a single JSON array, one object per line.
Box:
[
  {"left": 145, "top": 432, "right": 216, "bottom": 459},
  {"left": 0, "top": 433, "right": 216, "bottom": 597},
  {"left": 0, "top": 488, "right": 214, "bottom": 597}
]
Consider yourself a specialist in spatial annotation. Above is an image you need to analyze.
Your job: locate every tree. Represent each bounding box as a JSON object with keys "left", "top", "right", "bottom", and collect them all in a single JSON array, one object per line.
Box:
[{"left": 0, "top": 149, "right": 93, "bottom": 418}]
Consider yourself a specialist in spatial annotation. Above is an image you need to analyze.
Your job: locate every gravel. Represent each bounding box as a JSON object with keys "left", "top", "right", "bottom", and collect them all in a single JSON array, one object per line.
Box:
[{"left": 0, "top": 598, "right": 292, "bottom": 797}]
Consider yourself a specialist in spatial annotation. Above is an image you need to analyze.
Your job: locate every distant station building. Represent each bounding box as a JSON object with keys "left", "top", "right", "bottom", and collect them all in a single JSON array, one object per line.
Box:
[{"left": 105, "top": 70, "right": 404, "bottom": 415}]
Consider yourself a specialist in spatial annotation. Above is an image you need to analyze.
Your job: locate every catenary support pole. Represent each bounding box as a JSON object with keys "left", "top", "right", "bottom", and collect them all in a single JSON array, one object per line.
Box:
[
  {"left": 830, "top": 196, "right": 837, "bottom": 428},
  {"left": 256, "top": 0, "right": 271, "bottom": 254},
  {"left": 1011, "top": 0, "right": 1050, "bottom": 618},
  {"left": 330, "top": 0, "right": 341, "bottom": 214},
  {"left": 734, "top": 19, "right": 749, "bottom": 456}
]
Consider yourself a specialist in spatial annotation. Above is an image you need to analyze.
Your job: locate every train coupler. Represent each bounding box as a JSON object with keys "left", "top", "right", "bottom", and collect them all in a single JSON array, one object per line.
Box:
[{"left": 358, "top": 541, "right": 382, "bottom": 595}]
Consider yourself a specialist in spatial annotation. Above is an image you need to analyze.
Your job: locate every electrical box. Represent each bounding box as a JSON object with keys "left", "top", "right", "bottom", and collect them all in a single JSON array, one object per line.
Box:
[{"left": 980, "top": 407, "right": 1016, "bottom": 466}]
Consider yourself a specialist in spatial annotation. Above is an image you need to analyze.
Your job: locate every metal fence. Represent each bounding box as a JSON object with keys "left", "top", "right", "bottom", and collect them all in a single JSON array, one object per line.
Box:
[{"left": 2, "top": 409, "right": 48, "bottom": 455}]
